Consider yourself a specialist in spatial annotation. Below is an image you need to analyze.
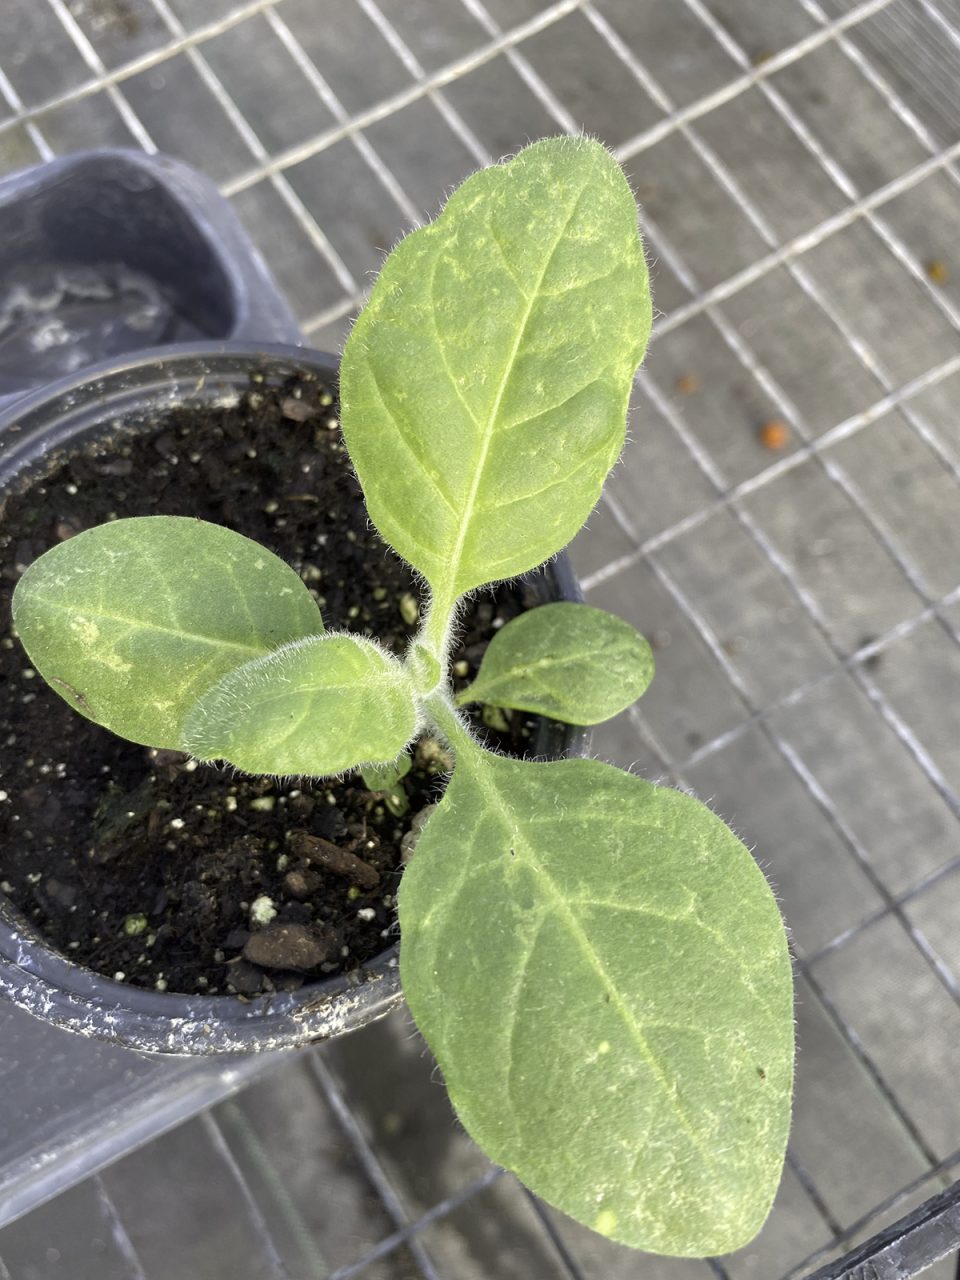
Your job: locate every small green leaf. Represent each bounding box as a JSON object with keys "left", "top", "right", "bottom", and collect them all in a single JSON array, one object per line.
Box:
[
  {"left": 340, "top": 137, "right": 651, "bottom": 606},
  {"left": 360, "top": 754, "right": 412, "bottom": 792},
  {"left": 399, "top": 751, "right": 793, "bottom": 1256},
  {"left": 11, "top": 516, "right": 323, "bottom": 750},
  {"left": 182, "top": 634, "right": 419, "bottom": 777},
  {"left": 456, "top": 602, "right": 654, "bottom": 724},
  {"left": 361, "top": 753, "right": 413, "bottom": 817}
]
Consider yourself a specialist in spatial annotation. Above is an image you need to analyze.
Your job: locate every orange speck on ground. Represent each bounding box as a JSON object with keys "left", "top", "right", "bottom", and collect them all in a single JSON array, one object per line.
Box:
[
  {"left": 758, "top": 420, "right": 791, "bottom": 451},
  {"left": 926, "top": 259, "right": 950, "bottom": 286}
]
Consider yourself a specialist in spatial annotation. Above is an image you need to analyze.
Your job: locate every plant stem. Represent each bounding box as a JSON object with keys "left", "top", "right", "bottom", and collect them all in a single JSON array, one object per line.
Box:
[
  {"left": 416, "top": 587, "right": 486, "bottom": 762},
  {"left": 424, "top": 688, "right": 481, "bottom": 761},
  {"left": 420, "top": 587, "right": 457, "bottom": 666}
]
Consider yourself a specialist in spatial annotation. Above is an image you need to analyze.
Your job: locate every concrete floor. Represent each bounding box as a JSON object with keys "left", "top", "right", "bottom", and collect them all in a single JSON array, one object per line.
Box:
[{"left": 1, "top": 0, "right": 960, "bottom": 1276}]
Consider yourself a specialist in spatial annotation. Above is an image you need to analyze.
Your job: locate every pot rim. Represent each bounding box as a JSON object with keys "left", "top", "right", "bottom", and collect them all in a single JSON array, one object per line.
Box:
[
  {"left": 0, "top": 340, "right": 332, "bottom": 471},
  {"left": 0, "top": 342, "right": 585, "bottom": 1054}
]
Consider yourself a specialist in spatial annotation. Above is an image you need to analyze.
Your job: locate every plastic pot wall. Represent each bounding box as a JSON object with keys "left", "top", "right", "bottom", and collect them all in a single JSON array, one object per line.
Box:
[
  {"left": 0, "top": 342, "right": 586, "bottom": 1055},
  {"left": 0, "top": 148, "right": 302, "bottom": 412}
]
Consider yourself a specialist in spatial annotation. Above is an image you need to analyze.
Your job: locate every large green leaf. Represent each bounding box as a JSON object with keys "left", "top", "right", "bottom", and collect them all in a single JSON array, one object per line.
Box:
[
  {"left": 399, "top": 751, "right": 793, "bottom": 1256},
  {"left": 340, "top": 137, "right": 651, "bottom": 606},
  {"left": 182, "top": 633, "right": 418, "bottom": 776},
  {"left": 12, "top": 516, "right": 323, "bottom": 750},
  {"left": 456, "top": 602, "right": 654, "bottom": 724}
]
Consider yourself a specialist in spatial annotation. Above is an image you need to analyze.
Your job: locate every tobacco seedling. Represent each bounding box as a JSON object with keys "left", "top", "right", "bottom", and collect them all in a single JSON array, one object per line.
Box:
[{"left": 12, "top": 138, "right": 793, "bottom": 1257}]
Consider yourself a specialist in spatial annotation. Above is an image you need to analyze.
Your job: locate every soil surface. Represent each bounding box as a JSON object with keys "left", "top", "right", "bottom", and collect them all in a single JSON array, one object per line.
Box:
[{"left": 0, "top": 367, "right": 558, "bottom": 997}]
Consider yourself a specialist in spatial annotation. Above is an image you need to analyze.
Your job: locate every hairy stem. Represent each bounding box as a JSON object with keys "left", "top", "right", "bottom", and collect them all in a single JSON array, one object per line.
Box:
[
  {"left": 419, "top": 587, "right": 458, "bottom": 666},
  {"left": 424, "top": 688, "right": 482, "bottom": 761}
]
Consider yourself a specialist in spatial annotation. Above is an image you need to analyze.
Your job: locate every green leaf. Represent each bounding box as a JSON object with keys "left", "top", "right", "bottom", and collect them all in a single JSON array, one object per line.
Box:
[
  {"left": 456, "top": 602, "right": 654, "bottom": 724},
  {"left": 12, "top": 516, "right": 323, "bottom": 750},
  {"left": 361, "top": 753, "right": 413, "bottom": 817},
  {"left": 182, "top": 634, "right": 419, "bottom": 777},
  {"left": 340, "top": 137, "right": 651, "bottom": 605},
  {"left": 399, "top": 751, "right": 793, "bottom": 1256},
  {"left": 360, "top": 754, "right": 412, "bottom": 792}
]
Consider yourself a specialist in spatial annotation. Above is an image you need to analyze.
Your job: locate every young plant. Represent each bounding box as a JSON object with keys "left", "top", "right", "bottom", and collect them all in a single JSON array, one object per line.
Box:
[{"left": 11, "top": 138, "right": 793, "bottom": 1258}]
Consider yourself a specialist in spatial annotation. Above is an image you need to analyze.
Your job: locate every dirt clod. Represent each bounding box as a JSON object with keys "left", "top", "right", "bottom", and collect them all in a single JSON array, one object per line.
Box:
[
  {"left": 289, "top": 831, "right": 380, "bottom": 888},
  {"left": 280, "top": 395, "right": 319, "bottom": 423},
  {"left": 243, "top": 921, "right": 339, "bottom": 973}
]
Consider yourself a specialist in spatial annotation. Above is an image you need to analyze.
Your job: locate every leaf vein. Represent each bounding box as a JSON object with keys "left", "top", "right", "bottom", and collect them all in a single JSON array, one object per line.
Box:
[
  {"left": 428, "top": 243, "right": 484, "bottom": 431},
  {"left": 37, "top": 597, "right": 265, "bottom": 656},
  {"left": 480, "top": 763, "right": 719, "bottom": 1170},
  {"left": 486, "top": 218, "right": 532, "bottom": 299},
  {"left": 504, "top": 908, "right": 550, "bottom": 1127},
  {"left": 443, "top": 180, "right": 593, "bottom": 595},
  {"left": 496, "top": 371, "right": 610, "bottom": 435},
  {"left": 474, "top": 444, "right": 613, "bottom": 518},
  {"left": 364, "top": 363, "right": 460, "bottom": 518}
]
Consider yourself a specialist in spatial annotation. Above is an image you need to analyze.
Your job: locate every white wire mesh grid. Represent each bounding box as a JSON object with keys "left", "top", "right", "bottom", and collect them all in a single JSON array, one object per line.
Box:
[{"left": 0, "top": 0, "right": 959, "bottom": 1276}]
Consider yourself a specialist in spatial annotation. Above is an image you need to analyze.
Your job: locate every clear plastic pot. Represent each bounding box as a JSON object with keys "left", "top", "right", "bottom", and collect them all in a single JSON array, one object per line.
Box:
[{"left": 0, "top": 342, "right": 585, "bottom": 1054}]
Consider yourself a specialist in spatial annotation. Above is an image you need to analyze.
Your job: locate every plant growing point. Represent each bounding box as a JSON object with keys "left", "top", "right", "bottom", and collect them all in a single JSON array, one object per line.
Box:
[{"left": 11, "top": 136, "right": 794, "bottom": 1257}]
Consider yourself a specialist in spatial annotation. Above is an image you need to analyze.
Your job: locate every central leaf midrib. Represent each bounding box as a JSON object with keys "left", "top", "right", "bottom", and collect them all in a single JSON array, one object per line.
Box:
[
  {"left": 477, "top": 759, "right": 718, "bottom": 1170},
  {"left": 522, "top": 856, "right": 716, "bottom": 1167},
  {"left": 36, "top": 596, "right": 270, "bottom": 656},
  {"left": 476, "top": 649, "right": 614, "bottom": 690},
  {"left": 439, "top": 180, "right": 591, "bottom": 595},
  {"left": 215, "top": 669, "right": 404, "bottom": 715}
]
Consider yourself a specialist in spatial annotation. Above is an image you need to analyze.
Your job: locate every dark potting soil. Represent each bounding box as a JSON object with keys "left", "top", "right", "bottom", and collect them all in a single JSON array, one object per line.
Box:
[{"left": 0, "top": 368, "right": 554, "bottom": 997}]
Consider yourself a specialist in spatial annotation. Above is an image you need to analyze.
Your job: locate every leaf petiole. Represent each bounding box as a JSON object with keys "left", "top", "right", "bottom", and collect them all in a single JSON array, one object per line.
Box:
[
  {"left": 423, "top": 687, "right": 484, "bottom": 764},
  {"left": 418, "top": 588, "right": 459, "bottom": 670}
]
